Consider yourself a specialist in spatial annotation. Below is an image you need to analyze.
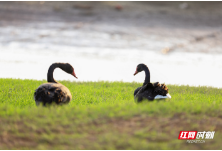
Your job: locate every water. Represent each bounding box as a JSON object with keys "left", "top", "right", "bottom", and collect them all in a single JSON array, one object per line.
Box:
[{"left": 0, "top": 22, "right": 222, "bottom": 88}]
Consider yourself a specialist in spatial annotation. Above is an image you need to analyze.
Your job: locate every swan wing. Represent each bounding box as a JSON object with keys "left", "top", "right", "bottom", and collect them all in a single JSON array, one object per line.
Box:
[{"left": 154, "top": 93, "right": 171, "bottom": 99}]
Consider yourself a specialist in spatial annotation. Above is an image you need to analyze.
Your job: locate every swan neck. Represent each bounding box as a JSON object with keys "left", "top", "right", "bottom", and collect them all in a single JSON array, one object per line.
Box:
[
  {"left": 47, "top": 63, "right": 59, "bottom": 83},
  {"left": 143, "top": 66, "right": 150, "bottom": 85}
]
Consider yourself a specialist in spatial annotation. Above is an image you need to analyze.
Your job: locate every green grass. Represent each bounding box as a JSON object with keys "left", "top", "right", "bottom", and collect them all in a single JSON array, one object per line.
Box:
[{"left": 0, "top": 78, "right": 222, "bottom": 149}]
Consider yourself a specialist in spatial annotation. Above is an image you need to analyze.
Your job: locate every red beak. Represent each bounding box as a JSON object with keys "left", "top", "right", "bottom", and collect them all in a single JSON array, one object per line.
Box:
[
  {"left": 134, "top": 68, "right": 138, "bottom": 76},
  {"left": 72, "top": 70, "right": 78, "bottom": 79},
  {"left": 134, "top": 70, "right": 138, "bottom": 76}
]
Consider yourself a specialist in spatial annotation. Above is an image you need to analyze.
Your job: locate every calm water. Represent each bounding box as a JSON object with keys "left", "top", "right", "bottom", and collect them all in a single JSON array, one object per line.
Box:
[{"left": 0, "top": 22, "right": 222, "bottom": 88}]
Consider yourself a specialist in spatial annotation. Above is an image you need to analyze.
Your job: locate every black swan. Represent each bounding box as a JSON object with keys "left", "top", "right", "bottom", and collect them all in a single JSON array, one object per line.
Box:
[
  {"left": 34, "top": 63, "right": 77, "bottom": 106},
  {"left": 133, "top": 63, "right": 171, "bottom": 102}
]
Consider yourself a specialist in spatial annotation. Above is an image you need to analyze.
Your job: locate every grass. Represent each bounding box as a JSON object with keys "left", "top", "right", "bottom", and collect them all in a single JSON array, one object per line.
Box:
[{"left": 0, "top": 78, "right": 222, "bottom": 149}]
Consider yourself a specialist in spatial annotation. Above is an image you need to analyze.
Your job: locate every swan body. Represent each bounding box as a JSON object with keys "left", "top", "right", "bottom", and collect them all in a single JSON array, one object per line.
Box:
[
  {"left": 134, "top": 64, "right": 171, "bottom": 102},
  {"left": 34, "top": 63, "right": 77, "bottom": 106},
  {"left": 34, "top": 83, "right": 72, "bottom": 106}
]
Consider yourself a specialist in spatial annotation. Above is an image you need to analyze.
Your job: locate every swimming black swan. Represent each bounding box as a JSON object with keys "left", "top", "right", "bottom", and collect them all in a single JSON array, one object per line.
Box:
[
  {"left": 134, "top": 63, "right": 171, "bottom": 102},
  {"left": 34, "top": 63, "right": 77, "bottom": 106}
]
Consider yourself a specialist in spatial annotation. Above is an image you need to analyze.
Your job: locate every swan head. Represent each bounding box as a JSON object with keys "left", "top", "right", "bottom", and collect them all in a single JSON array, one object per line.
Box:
[
  {"left": 134, "top": 64, "right": 147, "bottom": 76},
  {"left": 61, "top": 63, "right": 78, "bottom": 79}
]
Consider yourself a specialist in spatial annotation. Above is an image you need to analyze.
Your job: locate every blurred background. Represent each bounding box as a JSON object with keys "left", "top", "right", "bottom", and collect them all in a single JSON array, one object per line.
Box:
[{"left": 0, "top": 1, "right": 222, "bottom": 87}]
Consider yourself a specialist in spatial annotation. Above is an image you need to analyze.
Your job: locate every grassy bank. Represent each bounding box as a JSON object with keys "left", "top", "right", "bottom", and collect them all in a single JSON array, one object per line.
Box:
[{"left": 0, "top": 78, "right": 222, "bottom": 149}]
